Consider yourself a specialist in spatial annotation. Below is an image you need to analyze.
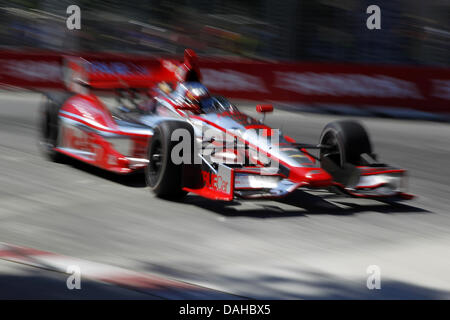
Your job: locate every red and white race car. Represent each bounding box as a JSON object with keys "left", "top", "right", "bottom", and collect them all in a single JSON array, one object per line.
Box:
[{"left": 39, "top": 49, "right": 413, "bottom": 201}]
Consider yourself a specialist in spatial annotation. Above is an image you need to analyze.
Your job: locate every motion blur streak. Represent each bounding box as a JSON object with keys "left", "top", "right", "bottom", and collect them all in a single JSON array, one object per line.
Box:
[
  {"left": 1, "top": 92, "right": 450, "bottom": 299},
  {"left": 0, "top": 1, "right": 448, "bottom": 66},
  {"left": 0, "top": 0, "right": 449, "bottom": 299}
]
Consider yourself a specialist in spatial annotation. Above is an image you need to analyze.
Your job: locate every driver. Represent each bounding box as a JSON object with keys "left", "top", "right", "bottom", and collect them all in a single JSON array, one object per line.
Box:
[{"left": 175, "top": 82, "right": 211, "bottom": 113}]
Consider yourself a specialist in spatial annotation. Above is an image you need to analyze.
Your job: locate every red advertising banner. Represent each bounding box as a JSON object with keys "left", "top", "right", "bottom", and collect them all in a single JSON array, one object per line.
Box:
[
  {"left": 0, "top": 51, "right": 63, "bottom": 89},
  {"left": 200, "top": 60, "right": 450, "bottom": 113},
  {"left": 0, "top": 50, "right": 449, "bottom": 113}
]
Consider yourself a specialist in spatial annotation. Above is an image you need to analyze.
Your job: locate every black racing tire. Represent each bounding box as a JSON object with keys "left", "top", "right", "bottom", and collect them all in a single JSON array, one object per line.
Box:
[
  {"left": 38, "top": 91, "right": 73, "bottom": 162},
  {"left": 319, "top": 120, "right": 372, "bottom": 168},
  {"left": 145, "top": 121, "right": 195, "bottom": 199},
  {"left": 319, "top": 120, "right": 373, "bottom": 188}
]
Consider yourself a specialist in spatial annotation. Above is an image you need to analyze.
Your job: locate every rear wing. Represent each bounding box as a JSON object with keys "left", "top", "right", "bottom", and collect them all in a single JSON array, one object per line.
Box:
[{"left": 63, "top": 49, "right": 201, "bottom": 93}]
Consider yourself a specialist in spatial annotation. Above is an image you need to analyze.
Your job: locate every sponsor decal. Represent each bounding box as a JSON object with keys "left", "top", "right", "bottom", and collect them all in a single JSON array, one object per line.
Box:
[
  {"left": 200, "top": 163, "right": 233, "bottom": 195},
  {"left": 162, "top": 60, "right": 177, "bottom": 72},
  {"left": 202, "top": 69, "right": 268, "bottom": 92},
  {"left": 71, "top": 99, "right": 106, "bottom": 122},
  {"left": 202, "top": 171, "right": 229, "bottom": 194},
  {"left": 0, "top": 51, "right": 448, "bottom": 112},
  {"left": 275, "top": 72, "right": 423, "bottom": 99},
  {"left": 162, "top": 60, "right": 185, "bottom": 81},
  {"left": 61, "top": 124, "right": 102, "bottom": 162},
  {"left": 63, "top": 126, "right": 90, "bottom": 151},
  {"left": 432, "top": 79, "right": 450, "bottom": 100},
  {"left": 1, "top": 60, "right": 61, "bottom": 82},
  {"left": 88, "top": 61, "right": 149, "bottom": 76}
]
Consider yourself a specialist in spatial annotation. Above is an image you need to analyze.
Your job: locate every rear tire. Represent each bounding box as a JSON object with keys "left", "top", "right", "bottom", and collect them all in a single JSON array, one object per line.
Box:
[
  {"left": 38, "top": 92, "right": 72, "bottom": 162},
  {"left": 145, "top": 121, "right": 195, "bottom": 199}
]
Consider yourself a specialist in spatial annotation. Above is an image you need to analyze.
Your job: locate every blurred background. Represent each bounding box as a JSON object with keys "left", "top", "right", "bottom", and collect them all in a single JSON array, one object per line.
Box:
[
  {"left": 1, "top": 0, "right": 450, "bottom": 300},
  {"left": 0, "top": 0, "right": 448, "bottom": 66}
]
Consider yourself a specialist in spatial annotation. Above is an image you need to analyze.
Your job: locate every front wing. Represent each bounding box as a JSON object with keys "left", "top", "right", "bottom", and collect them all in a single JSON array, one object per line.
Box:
[{"left": 182, "top": 161, "right": 413, "bottom": 201}]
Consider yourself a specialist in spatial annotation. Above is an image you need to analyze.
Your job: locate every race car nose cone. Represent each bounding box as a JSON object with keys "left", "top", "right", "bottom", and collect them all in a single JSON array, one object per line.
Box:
[
  {"left": 289, "top": 167, "right": 333, "bottom": 187},
  {"left": 305, "top": 169, "right": 333, "bottom": 187}
]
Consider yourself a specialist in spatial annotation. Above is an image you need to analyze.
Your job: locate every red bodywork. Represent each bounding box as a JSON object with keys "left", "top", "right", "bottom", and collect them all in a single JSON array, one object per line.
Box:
[
  {"left": 55, "top": 50, "right": 199, "bottom": 174},
  {"left": 57, "top": 94, "right": 150, "bottom": 174},
  {"left": 51, "top": 49, "right": 413, "bottom": 201}
]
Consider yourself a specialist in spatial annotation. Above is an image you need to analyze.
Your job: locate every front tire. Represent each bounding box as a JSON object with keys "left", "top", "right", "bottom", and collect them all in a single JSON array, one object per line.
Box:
[
  {"left": 319, "top": 120, "right": 372, "bottom": 187},
  {"left": 145, "top": 121, "right": 195, "bottom": 199}
]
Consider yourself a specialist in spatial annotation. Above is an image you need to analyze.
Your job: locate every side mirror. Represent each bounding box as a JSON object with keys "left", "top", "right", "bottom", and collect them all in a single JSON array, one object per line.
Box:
[
  {"left": 256, "top": 104, "right": 273, "bottom": 123},
  {"left": 256, "top": 104, "right": 273, "bottom": 113}
]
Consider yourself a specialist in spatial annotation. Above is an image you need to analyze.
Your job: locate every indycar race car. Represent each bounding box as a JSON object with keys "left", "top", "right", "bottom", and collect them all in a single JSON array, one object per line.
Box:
[{"left": 39, "top": 49, "right": 413, "bottom": 201}]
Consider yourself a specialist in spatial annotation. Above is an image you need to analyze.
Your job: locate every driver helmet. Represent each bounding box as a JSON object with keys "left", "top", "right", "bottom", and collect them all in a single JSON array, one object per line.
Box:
[{"left": 178, "top": 82, "right": 210, "bottom": 113}]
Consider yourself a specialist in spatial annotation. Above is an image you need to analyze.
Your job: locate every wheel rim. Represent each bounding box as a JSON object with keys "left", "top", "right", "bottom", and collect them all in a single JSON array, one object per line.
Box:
[
  {"left": 321, "top": 131, "right": 343, "bottom": 167},
  {"left": 148, "top": 140, "right": 163, "bottom": 187}
]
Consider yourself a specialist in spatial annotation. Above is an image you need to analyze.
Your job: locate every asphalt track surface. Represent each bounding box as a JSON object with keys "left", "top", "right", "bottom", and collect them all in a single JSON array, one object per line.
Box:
[{"left": 1, "top": 91, "right": 450, "bottom": 299}]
